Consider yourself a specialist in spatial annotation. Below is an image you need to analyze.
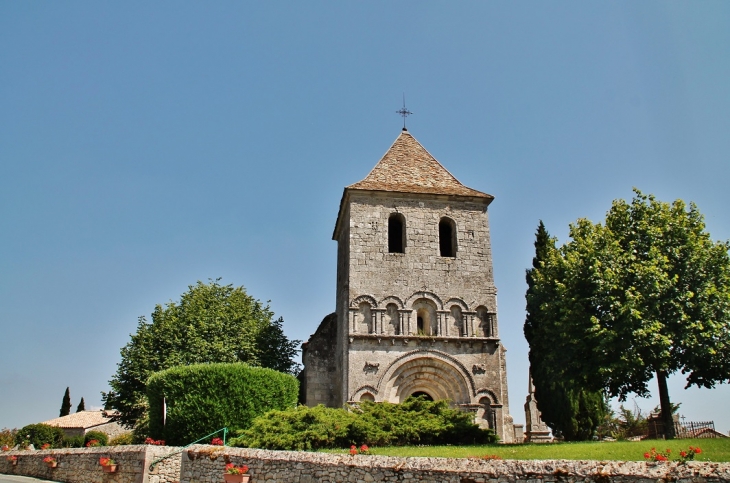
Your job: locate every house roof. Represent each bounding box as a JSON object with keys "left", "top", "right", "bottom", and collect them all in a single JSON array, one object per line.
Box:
[
  {"left": 40, "top": 411, "right": 118, "bottom": 430},
  {"left": 346, "top": 129, "right": 493, "bottom": 199}
]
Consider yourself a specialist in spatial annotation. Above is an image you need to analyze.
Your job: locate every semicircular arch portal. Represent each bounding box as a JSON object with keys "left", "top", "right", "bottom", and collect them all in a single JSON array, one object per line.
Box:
[{"left": 377, "top": 350, "right": 475, "bottom": 405}]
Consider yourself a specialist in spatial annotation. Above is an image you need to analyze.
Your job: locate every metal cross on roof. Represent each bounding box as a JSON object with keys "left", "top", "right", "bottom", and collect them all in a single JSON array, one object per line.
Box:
[{"left": 396, "top": 94, "right": 412, "bottom": 130}]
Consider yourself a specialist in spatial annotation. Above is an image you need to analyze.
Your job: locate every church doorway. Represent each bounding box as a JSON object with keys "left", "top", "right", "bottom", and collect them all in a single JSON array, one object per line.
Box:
[{"left": 409, "top": 391, "right": 433, "bottom": 401}]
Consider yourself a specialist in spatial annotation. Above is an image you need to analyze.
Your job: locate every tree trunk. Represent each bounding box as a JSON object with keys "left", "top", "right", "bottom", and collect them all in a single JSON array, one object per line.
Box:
[{"left": 656, "top": 370, "right": 675, "bottom": 439}]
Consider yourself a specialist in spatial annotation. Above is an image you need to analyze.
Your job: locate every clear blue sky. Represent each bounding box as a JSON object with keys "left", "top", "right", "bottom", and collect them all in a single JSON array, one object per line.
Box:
[{"left": 2, "top": 2, "right": 729, "bottom": 434}]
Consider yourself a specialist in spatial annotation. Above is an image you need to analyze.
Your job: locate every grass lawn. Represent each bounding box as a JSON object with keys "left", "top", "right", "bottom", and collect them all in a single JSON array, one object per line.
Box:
[{"left": 325, "top": 438, "right": 730, "bottom": 462}]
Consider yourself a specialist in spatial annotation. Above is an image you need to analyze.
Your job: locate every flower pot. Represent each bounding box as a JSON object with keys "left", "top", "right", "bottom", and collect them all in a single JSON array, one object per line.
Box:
[
  {"left": 102, "top": 465, "right": 118, "bottom": 473},
  {"left": 223, "top": 474, "right": 250, "bottom": 483},
  {"left": 46, "top": 461, "right": 58, "bottom": 468}
]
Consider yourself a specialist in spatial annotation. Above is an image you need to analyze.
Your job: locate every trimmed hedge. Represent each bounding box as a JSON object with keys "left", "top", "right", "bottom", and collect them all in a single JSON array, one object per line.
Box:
[
  {"left": 147, "top": 362, "right": 298, "bottom": 446},
  {"left": 230, "top": 397, "right": 498, "bottom": 450}
]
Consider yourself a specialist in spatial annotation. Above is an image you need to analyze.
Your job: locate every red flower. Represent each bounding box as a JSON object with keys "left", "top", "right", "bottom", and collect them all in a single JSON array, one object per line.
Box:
[
  {"left": 643, "top": 452, "right": 650, "bottom": 459},
  {"left": 41, "top": 443, "right": 51, "bottom": 450},
  {"left": 211, "top": 437, "right": 224, "bottom": 446},
  {"left": 360, "top": 444, "right": 369, "bottom": 453},
  {"left": 680, "top": 451, "right": 687, "bottom": 458},
  {"left": 695, "top": 448, "right": 702, "bottom": 454},
  {"left": 349, "top": 445, "right": 357, "bottom": 456},
  {"left": 224, "top": 463, "right": 249, "bottom": 475}
]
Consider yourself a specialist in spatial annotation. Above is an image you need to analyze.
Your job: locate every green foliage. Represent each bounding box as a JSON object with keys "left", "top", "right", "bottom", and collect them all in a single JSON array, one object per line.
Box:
[
  {"left": 102, "top": 279, "right": 301, "bottom": 429},
  {"left": 524, "top": 190, "right": 730, "bottom": 437},
  {"left": 15, "top": 424, "right": 65, "bottom": 449},
  {"left": 76, "top": 397, "right": 85, "bottom": 412},
  {"left": 230, "top": 404, "right": 356, "bottom": 450},
  {"left": 147, "top": 362, "right": 299, "bottom": 446},
  {"left": 62, "top": 435, "right": 85, "bottom": 448},
  {"left": 108, "top": 432, "right": 135, "bottom": 446},
  {"left": 84, "top": 430, "right": 109, "bottom": 447},
  {"left": 525, "top": 221, "right": 607, "bottom": 441},
  {"left": 350, "top": 397, "right": 497, "bottom": 446},
  {"left": 60, "top": 387, "right": 71, "bottom": 417},
  {"left": 0, "top": 428, "right": 17, "bottom": 448},
  {"left": 597, "top": 402, "right": 649, "bottom": 440},
  {"left": 231, "top": 397, "right": 497, "bottom": 450}
]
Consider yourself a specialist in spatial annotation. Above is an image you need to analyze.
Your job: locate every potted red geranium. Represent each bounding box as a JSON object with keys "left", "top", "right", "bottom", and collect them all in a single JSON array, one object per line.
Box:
[
  {"left": 224, "top": 463, "right": 250, "bottom": 483},
  {"left": 99, "top": 457, "right": 117, "bottom": 473},
  {"left": 43, "top": 456, "right": 58, "bottom": 468}
]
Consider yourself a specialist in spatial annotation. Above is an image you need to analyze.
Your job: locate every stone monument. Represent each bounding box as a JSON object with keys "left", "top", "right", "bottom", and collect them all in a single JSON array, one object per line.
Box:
[{"left": 524, "top": 372, "right": 552, "bottom": 443}]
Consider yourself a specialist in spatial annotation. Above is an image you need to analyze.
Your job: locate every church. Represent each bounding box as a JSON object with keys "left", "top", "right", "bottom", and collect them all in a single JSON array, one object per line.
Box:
[{"left": 301, "top": 128, "right": 518, "bottom": 443}]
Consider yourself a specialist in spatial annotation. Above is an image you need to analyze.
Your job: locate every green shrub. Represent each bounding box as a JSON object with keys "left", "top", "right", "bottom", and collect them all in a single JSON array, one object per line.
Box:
[
  {"left": 230, "top": 397, "right": 498, "bottom": 450},
  {"left": 350, "top": 397, "right": 498, "bottom": 446},
  {"left": 147, "top": 362, "right": 298, "bottom": 446},
  {"left": 230, "top": 405, "right": 357, "bottom": 450},
  {"left": 15, "top": 424, "right": 65, "bottom": 449},
  {"left": 84, "top": 430, "right": 109, "bottom": 447},
  {"left": 0, "top": 428, "right": 17, "bottom": 448},
  {"left": 62, "top": 435, "right": 85, "bottom": 448},
  {"left": 108, "top": 432, "right": 135, "bottom": 446}
]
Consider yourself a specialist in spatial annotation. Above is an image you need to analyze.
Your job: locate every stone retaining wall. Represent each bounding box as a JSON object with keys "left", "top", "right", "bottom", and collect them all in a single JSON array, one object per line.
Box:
[
  {"left": 181, "top": 446, "right": 730, "bottom": 483},
  {"left": 0, "top": 445, "right": 182, "bottom": 483},
  {"left": 3, "top": 445, "right": 730, "bottom": 483}
]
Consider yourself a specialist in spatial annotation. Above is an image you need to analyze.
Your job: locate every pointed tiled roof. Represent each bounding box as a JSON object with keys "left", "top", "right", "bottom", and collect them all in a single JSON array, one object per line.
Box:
[{"left": 347, "top": 130, "right": 492, "bottom": 199}]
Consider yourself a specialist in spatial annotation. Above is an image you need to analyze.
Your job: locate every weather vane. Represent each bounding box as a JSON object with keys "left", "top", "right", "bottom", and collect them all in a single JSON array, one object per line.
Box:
[{"left": 396, "top": 94, "right": 412, "bottom": 131}]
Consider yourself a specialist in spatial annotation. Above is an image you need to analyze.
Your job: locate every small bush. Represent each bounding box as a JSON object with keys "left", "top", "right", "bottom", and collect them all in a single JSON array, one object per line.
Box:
[
  {"left": 62, "top": 435, "right": 85, "bottom": 448},
  {"left": 230, "top": 397, "right": 497, "bottom": 450},
  {"left": 84, "top": 431, "right": 109, "bottom": 447},
  {"left": 15, "top": 424, "right": 65, "bottom": 449},
  {"left": 349, "top": 397, "right": 498, "bottom": 446},
  {"left": 147, "top": 362, "right": 299, "bottom": 446},
  {"left": 0, "top": 428, "right": 17, "bottom": 448},
  {"left": 108, "top": 433, "right": 135, "bottom": 446},
  {"left": 230, "top": 405, "right": 356, "bottom": 450}
]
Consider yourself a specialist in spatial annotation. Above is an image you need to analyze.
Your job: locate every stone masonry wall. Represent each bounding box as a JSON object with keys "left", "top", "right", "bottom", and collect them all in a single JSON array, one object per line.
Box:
[
  {"left": 179, "top": 446, "right": 730, "bottom": 483},
  {"left": 344, "top": 193, "right": 496, "bottom": 311},
  {"left": 0, "top": 445, "right": 182, "bottom": 483},
  {"left": 4, "top": 445, "right": 729, "bottom": 483},
  {"left": 302, "top": 312, "right": 338, "bottom": 406}
]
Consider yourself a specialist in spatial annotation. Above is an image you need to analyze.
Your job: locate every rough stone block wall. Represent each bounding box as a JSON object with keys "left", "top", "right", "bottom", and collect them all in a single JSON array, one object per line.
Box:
[
  {"left": 343, "top": 194, "right": 496, "bottom": 308},
  {"left": 302, "top": 312, "right": 339, "bottom": 407},
  {"left": 4, "top": 445, "right": 730, "bottom": 483},
  {"left": 179, "top": 446, "right": 730, "bottom": 483},
  {"left": 0, "top": 445, "right": 182, "bottom": 483}
]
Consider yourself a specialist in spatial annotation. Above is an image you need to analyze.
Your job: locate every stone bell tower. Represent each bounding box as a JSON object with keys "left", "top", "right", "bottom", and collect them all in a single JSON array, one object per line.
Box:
[{"left": 301, "top": 128, "right": 516, "bottom": 442}]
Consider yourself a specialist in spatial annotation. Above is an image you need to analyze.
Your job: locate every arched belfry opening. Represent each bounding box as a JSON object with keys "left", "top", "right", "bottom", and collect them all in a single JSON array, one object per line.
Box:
[
  {"left": 388, "top": 213, "right": 406, "bottom": 253},
  {"left": 439, "top": 217, "right": 457, "bottom": 257}
]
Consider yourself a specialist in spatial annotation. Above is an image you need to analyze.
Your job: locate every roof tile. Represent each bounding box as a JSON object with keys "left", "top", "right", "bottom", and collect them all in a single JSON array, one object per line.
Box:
[{"left": 347, "top": 130, "right": 492, "bottom": 199}]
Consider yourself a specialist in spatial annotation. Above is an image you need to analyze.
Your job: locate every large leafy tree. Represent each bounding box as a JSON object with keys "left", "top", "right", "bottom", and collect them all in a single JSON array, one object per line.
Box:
[
  {"left": 102, "top": 279, "right": 301, "bottom": 429},
  {"left": 524, "top": 221, "right": 607, "bottom": 440},
  {"left": 529, "top": 190, "right": 730, "bottom": 438}
]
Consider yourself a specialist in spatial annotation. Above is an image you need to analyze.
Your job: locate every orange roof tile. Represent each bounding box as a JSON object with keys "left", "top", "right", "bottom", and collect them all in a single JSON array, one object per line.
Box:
[{"left": 40, "top": 411, "right": 118, "bottom": 429}]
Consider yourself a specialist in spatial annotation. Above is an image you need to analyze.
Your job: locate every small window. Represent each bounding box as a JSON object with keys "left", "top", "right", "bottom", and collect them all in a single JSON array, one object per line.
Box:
[
  {"left": 439, "top": 217, "right": 457, "bottom": 257},
  {"left": 388, "top": 213, "right": 405, "bottom": 253}
]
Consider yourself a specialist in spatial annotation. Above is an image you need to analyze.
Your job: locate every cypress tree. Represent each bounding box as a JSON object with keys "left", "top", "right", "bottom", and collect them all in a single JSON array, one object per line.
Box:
[
  {"left": 524, "top": 221, "right": 606, "bottom": 440},
  {"left": 76, "top": 397, "right": 85, "bottom": 412},
  {"left": 59, "top": 387, "right": 72, "bottom": 417}
]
